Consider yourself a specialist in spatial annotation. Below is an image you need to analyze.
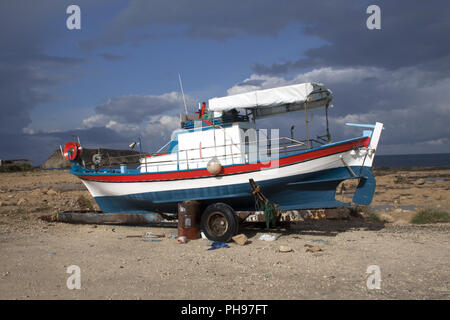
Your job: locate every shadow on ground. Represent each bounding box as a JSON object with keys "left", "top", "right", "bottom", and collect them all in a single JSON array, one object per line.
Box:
[{"left": 239, "top": 218, "right": 385, "bottom": 238}]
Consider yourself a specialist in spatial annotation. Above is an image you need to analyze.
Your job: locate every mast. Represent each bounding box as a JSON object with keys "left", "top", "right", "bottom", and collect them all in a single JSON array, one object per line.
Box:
[{"left": 178, "top": 73, "right": 188, "bottom": 115}]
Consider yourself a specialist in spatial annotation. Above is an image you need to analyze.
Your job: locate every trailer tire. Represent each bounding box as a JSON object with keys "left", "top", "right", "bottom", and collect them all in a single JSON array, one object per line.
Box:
[{"left": 201, "top": 203, "right": 238, "bottom": 242}]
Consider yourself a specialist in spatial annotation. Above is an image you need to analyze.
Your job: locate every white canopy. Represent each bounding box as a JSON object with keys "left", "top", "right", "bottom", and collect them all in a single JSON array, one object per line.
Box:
[{"left": 208, "top": 82, "right": 332, "bottom": 119}]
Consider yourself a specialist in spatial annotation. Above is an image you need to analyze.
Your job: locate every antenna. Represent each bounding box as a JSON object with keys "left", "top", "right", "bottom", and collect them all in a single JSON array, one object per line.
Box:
[{"left": 178, "top": 73, "right": 188, "bottom": 114}]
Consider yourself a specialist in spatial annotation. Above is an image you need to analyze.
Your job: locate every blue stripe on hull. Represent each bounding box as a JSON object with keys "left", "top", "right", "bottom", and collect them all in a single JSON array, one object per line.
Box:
[{"left": 93, "top": 166, "right": 376, "bottom": 214}]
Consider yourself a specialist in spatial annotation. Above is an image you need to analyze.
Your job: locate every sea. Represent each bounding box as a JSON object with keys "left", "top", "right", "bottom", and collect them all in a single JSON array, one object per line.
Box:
[{"left": 373, "top": 153, "right": 450, "bottom": 168}]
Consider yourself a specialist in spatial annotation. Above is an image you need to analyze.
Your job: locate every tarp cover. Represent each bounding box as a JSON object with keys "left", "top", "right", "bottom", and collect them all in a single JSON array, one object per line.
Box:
[{"left": 208, "top": 83, "right": 332, "bottom": 117}]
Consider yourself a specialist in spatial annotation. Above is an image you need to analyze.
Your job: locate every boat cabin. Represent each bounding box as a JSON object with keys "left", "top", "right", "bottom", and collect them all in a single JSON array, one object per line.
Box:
[{"left": 138, "top": 82, "right": 333, "bottom": 173}]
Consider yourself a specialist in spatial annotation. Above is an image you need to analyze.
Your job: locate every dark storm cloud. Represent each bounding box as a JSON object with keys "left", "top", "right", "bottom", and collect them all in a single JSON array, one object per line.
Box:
[
  {"left": 0, "top": 0, "right": 108, "bottom": 163},
  {"left": 82, "top": 0, "right": 450, "bottom": 76},
  {"left": 2, "top": 0, "right": 449, "bottom": 163},
  {"left": 0, "top": 55, "right": 86, "bottom": 135},
  {"left": 228, "top": 64, "right": 450, "bottom": 154},
  {"left": 89, "top": 92, "right": 191, "bottom": 124},
  {"left": 0, "top": 127, "right": 132, "bottom": 165},
  {"left": 79, "top": 0, "right": 301, "bottom": 50},
  {"left": 80, "top": 0, "right": 359, "bottom": 50},
  {"left": 0, "top": 1, "right": 71, "bottom": 134},
  {"left": 252, "top": 1, "right": 450, "bottom": 75},
  {"left": 0, "top": 0, "right": 112, "bottom": 115},
  {"left": 41, "top": 127, "right": 131, "bottom": 146}
]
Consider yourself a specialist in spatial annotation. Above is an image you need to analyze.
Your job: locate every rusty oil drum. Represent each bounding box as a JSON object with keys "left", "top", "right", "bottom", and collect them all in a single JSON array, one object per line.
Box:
[{"left": 177, "top": 201, "right": 201, "bottom": 239}]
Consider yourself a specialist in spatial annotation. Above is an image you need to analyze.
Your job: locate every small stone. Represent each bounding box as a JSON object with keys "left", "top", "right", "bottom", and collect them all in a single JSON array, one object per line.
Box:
[
  {"left": 46, "top": 189, "right": 57, "bottom": 195},
  {"left": 414, "top": 178, "right": 425, "bottom": 185},
  {"left": 305, "top": 245, "right": 322, "bottom": 253},
  {"left": 393, "top": 219, "right": 409, "bottom": 226},
  {"left": 279, "top": 246, "right": 293, "bottom": 253},
  {"left": 232, "top": 234, "right": 248, "bottom": 246},
  {"left": 380, "top": 213, "right": 394, "bottom": 223},
  {"left": 30, "top": 189, "right": 41, "bottom": 196}
]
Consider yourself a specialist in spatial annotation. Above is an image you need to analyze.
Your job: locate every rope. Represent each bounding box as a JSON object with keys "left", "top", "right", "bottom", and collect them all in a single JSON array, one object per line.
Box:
[
  {"left": 252, "top": 181, "right": 279, "bottom": 228},
  {"left": 249, "top": 178, "right": 280, "bottom": 228},
  {"left": 261, "top": 199, "right": 278, "bottom": 229}
]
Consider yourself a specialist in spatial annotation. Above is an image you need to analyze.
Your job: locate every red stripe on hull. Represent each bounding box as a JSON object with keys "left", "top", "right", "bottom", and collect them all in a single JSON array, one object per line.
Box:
[{"left": 78, "top": 137, "right": 370, "bottom": 182}]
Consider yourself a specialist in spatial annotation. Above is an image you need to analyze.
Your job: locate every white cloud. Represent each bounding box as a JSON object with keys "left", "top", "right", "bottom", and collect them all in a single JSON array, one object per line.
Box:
[
  {"left": 143, "top": 115, "right": 179, "bottom": 139},
  {"left": 81, "top": 92, "right": 194, "bottom": 131},
  {"left": 226, "top": 66, "right": 450, "bottom": 154},
  {"left": 78, "top": 92, "right": 194, "bottom": 153},
  {"left": 80, "top": 114, "right": 110, "bottom": 128}
]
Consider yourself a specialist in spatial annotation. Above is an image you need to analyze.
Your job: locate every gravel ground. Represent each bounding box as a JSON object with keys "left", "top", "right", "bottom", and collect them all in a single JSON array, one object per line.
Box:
[
  {"left": 0, "top": 220, "right": 448, "bottom": 299},
  {"left": 0, "top": 169, "right": 449, "bottom": 299}
]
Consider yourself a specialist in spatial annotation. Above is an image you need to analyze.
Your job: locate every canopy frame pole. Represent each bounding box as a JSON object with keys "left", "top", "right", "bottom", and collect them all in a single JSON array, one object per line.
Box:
[
  {"left": 304, "top": 104, "right": 311, "bottom": 148},
  {"left": 325, "top": 103, "right": 331, "bottom": 143}
]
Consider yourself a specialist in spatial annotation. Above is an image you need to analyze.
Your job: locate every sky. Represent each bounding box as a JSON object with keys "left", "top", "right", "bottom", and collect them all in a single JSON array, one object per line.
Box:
[{"left": 1, "top": 0, "right": 449, "bottom": 165}]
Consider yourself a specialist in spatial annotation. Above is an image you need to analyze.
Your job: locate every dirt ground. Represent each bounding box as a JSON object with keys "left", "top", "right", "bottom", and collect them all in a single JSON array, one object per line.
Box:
[{"left": 0, "top": 168, "right": 449, "bottom": 299}]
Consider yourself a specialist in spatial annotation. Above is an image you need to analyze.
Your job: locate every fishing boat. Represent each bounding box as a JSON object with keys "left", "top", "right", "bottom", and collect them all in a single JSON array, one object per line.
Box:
[{"left": 63, "top": 82, "right": 383, "bottom": 240}]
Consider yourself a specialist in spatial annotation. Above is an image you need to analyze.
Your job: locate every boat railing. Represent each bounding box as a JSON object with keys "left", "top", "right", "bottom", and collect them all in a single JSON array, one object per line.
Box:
[
  {"left": 89, "top": 134, "right": 329, "bottom": 172},
  {"left": 136, "top": 136, "right": 313, "bottom": 172}
]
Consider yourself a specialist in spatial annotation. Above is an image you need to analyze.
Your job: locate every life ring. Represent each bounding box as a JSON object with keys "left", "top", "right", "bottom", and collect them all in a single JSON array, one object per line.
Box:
[{"left": 64, "top": 141, "right": 82, "bottom": 163}]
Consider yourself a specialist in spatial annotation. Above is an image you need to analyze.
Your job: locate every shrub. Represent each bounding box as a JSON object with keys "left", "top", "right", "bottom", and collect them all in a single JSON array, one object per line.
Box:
[
  {"left": 411, "top": 208, "right": 450, "bottom": 224},
  {"left": 0, "top": 163, "right": 33, "bottom": 172},
  {"left": 35, "top": 205, "right": 52, "bottom": 213},
  {"left": 368, "top": 211, "right": 382, "bottom": 222},
  {"left": 349, "top": 205, "right": 383, "bottom": 222},
  {"left": 76, "top": 195, "right": 94, "bottom": 210}
]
